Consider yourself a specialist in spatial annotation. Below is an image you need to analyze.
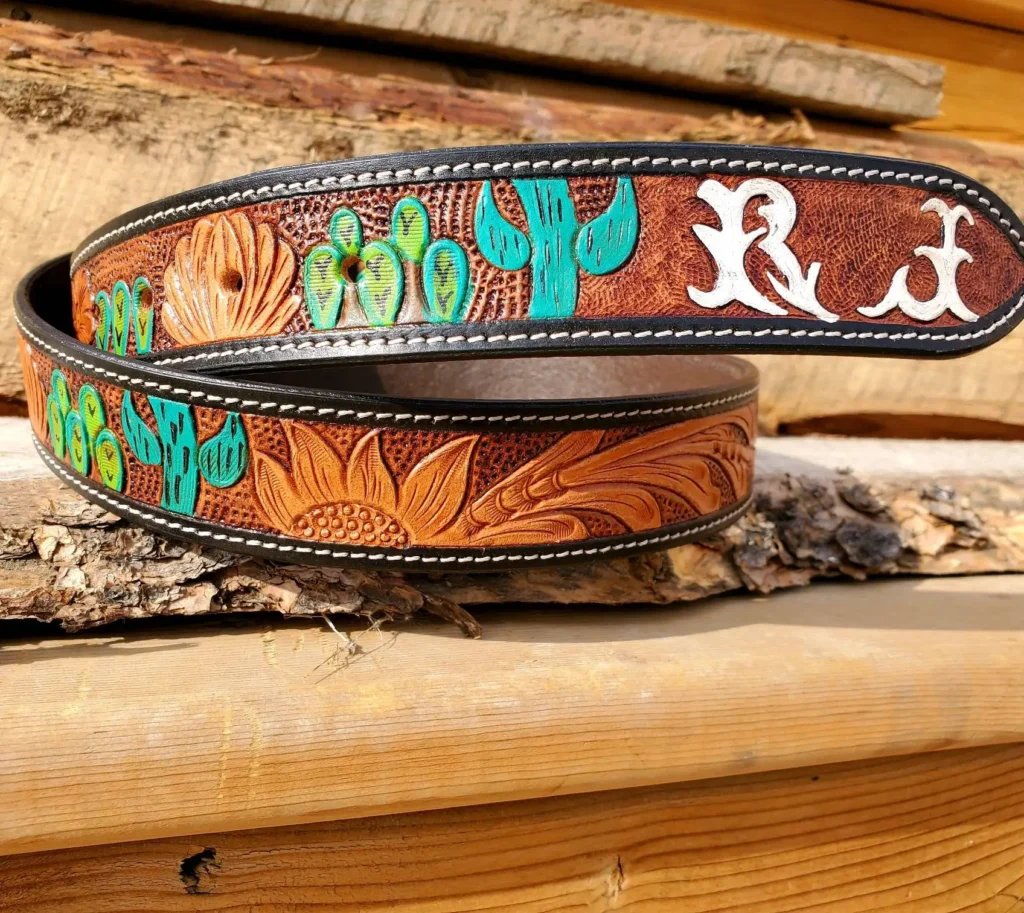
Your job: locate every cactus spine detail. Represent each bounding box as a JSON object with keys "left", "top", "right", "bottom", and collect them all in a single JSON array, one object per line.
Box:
[
  {"left": 474, "top": 177, "right": 639, "bottom": 318},
  {"left": 122, "top": 392, "right": 249, "bottom": 515}
]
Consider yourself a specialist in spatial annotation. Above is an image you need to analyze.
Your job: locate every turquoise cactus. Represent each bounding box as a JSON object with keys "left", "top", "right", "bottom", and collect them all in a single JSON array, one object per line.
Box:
[
  {"left": 122, "top": 393, "right": 248, "bottom": 515},
  {"left": 303, "top": 197, "right": 473, "bottom": 328},
  {"left": 45, "top": 371, "right": 125, "bottom": 491},
  {"left": 474, "top": 177, "right": 639, "bottom": 319},
  {"left": 93, "top": 275, "right": 153, "bottom": 355}
]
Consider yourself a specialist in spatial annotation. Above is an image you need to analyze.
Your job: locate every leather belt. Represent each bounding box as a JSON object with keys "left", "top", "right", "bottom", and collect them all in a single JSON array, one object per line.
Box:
[{"left": 16, "top": 143, "right": 1024, "bottom": 569}]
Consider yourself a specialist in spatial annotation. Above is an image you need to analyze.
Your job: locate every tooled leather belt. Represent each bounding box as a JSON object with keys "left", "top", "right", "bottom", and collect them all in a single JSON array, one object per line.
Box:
[{"left": 16, "top": 143, "right": 1024, "bottom": 569}]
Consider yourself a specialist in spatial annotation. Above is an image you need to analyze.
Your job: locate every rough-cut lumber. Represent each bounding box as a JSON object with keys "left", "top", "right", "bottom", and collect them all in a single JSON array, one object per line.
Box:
[
  {"left": 4, "top": 743, "right": 1024, "bottom": 910},
  {"left": 3, "top": 417, "right": 1024, "bottom": 632},
  {"left": 2, "top": 18, "right": 1024, "bottom": 435},
  {"left": 121, "top": 0, "right": 945, "bottom": 124},
  {"left": 3, "top": 569, "right": 1024, "bottom": 856},
  {"left": 616, "top": 0, "right": 1024, "bottom": 144}
]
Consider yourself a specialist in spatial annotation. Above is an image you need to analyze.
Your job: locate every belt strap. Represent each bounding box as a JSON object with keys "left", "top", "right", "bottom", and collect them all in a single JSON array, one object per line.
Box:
[{"left": 17, "top": 143, "right": 1024, "bottom": 568}]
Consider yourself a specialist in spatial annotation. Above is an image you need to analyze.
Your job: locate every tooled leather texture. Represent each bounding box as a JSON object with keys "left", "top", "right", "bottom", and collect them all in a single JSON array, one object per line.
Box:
[
  {"left": 19, "top": 143, "right": 1024, "bottom": 567},
  {"left": 69, "top": 146, "right": 1024, "bottom": 363}
]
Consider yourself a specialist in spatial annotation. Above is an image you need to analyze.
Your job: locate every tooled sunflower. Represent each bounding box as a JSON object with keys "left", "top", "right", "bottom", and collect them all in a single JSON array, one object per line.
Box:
[{"left": 252, "top": 423, "right": 476, "bottom": 548}]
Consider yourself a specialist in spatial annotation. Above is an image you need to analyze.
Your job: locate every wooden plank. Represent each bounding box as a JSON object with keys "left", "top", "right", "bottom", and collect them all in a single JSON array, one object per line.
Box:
[
  {"left": 3, "top": 743, "right": 1024, "bottom": 910},
  {"left": 881, "top": 0, "right": 1024, "bottom": 33},
  {"left": 2, "top": 16, "right": 1024, "bottom": 434},
  {"left": 3, "top": 571, "right": 1024, "bottom": 856},
  {"left": 3, "top": 415, "right": 1024, "bottom": 629},
  {"left": 126, "top": 0, "right": 1024, "bottom": 142},
  {"left": 119, "top": 0, "right": 944, "bottom": 124}
]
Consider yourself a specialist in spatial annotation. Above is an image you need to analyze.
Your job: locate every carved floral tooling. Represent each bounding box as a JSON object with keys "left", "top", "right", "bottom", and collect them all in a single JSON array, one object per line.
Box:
[
  {"left": 252, "top": 408, "right": 754, "bottom": 548},
  {"left": 162, "top": 212, "right": 301, "bottom": 346}
]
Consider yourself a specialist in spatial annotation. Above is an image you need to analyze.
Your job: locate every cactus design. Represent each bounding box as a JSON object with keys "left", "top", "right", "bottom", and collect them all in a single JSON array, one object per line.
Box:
[
  {"left": 93, "top": 275, "right": 153, "bottom": 354},
  {"left": 422, "top": 240, "right": 470, "bottom": 323},
  {"left": 304, "top": 198, "right": 472, "bottom": 328},
  {"left": 44, "top": 371, "right": 126, "bottom": 491},
  {"left": 474, "top": 177, "right": 639, "bottom": 318},
  {"left": 122, "top": 392, "right": 249, "bottom": 515}
]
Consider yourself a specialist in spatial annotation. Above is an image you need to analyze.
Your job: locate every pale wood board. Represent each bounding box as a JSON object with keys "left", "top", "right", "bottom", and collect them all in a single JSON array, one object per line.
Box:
[
  {"left": 2, "top": 15, "right": 1024, "bottom": 435},
  {"left": 4, "top": 743, "right": 1024, "bottom": 910},
  {"left": 3, "top": 571, "right": 1024, "bottom": 856},
  {"left": 613, "top": 0, "right": 1024, "bottom": 144},
  {"left": 119, "top": 0, "right": 944, "bottom": 123},
  {"left": 3, "top": 416, "right": 1024, "bottom": 630}
]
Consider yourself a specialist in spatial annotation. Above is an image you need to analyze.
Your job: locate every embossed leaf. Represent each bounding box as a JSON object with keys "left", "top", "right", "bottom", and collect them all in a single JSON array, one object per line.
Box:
[
  {"left": 329, "top": 208, "right": 363, "bottom": 258},
  {"left": 162, "top": 212, "right": 300, "bottom": 346},
  {"left": 111, "top": 280, "right": 131, "bottom": 356},
  {"left": 65, "top": 411, "right": 90, "bottom": 475},
  {"left": 303, "top": 244, "right": 344, "bottom": 329},
  {"left": 422, "top": 240, "right": 470, "bottom": 323},
  {"left": 198, "top": 413, "right": 249, "bottom": 488},
  {"left": 390, "top": 197, "right": 430, "bottom": 264},
  {"left": 77, "top": 384, "right": 106, "bottom": 452},
  {"left": 94, "top": 429, "right": 125, "bottom": 492},
  {"left": 132, "top": 276, "right": 154, "bottom": 354},
  {"left": 356, "top": 241, "right": 404, "bottom": 327}
]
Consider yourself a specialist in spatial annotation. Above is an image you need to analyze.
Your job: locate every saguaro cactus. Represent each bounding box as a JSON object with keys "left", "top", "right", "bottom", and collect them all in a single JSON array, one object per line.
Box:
[
  {"left": 474, "top": 176, "right": 639, "bottom": 319},
  {"left": 122, "top": 393, "right": 249, "bottom": 515}
]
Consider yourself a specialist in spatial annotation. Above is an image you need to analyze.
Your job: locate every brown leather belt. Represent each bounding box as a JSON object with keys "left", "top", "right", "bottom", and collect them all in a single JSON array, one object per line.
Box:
[{"left": 16, "top": 143, "right": 1024, "bottom": 568}]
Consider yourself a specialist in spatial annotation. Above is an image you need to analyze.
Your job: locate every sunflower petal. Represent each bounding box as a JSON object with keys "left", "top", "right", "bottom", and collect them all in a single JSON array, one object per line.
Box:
[
  {"left": 284, "top": 423, "right": 349, "bottom": 507},
  {"left": 252, "top": 450, "right": 302, "bottom": 531},
  {"left": 398, "top": 435, "right": 476, "bottom": 542},
  {"left": 347, "top": 431, "right": 398, "bottom": 514}
]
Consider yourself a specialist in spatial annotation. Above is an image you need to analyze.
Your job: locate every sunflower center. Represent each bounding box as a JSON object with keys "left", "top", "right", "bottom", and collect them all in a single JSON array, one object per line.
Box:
[{"left": 291, "top": 502, "right": 409, "bottom": 547}]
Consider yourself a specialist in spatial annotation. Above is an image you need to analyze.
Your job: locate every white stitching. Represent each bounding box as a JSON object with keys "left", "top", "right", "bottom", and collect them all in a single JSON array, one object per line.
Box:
[
  {"left": 35, "top": 441, "right": 750, "bottom": 565},
  {"left": 144, "top": 292, "right": 1024, "bottom": 369},
  {"left": 70, "top": 155, "right": 1024, "bottom": 272},
  {"left": 16, "top": 314, "right": 756, "bottom": 423}
]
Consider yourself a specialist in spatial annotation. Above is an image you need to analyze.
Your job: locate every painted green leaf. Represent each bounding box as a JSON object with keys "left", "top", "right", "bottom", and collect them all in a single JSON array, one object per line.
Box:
[
  {"left": 422, "top": 239, "right": 470, "bottom": 323},
  {"left": 132, "top": 276, "right": 154, "bottom": 355},
  {"left": 94, "top": 291, "right": 111, "bottom": 351},
  {"left": 390, "top": 197, "right": 430, "bottom": 264},
  {"left": 575, "top": 176, "right": 639, "bottom": 275},
  {"left": 150, "top": 398, "right": 199, "bottom": 515},
  {"left": 77, "top": 384, "right": 106, "bottom": 452},
  {"left": 356, "top": 241, "right": 404, "bottom": 327},
  {"left": 111, "top": 280, "right": 131, "bottom": 356},
  {"left": 50, "top": 369, "right": 71, "bottom": 419},
  {"left": 473, "top": 182, "right": 530, "bottom": 271},
  {"left": 303, "top": 244, "right": 344, "bottom": 329},
  {"left": 198, "top": 413, "right": 249, "bottom": 488},
  {"left": 121, "top": 392, "right": 162, "bottom": 466},
  {"left": 47, "top": 394, "right": 67, "bottom": 459},
  {"left": 93, "top": 429, "right": 125, "bottom": 491},
  {"left": 66, "top": 411, "right": 89, "bottom": 475},
  {"left": 329, "top": 208, "right": 363, "bottom": 258}
]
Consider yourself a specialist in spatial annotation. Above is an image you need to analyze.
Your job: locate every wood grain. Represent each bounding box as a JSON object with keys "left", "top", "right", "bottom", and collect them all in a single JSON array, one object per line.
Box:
[
  {"left": 120, "top": 0, "right": 944, "bottom": 123},
  {"left": 4, "top": 743, "right": 1024, "bottom": 910},
  {"left": 3, "top": 571, "right": 1024, "bottom": 856}
]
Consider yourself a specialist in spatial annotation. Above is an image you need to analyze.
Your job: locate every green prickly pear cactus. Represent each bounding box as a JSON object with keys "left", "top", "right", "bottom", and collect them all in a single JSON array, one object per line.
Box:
[
  {"left": 422, "top": 240, "right": 470, "bottom": 323},
  {"left": 93, "top": 275, "right": 153, "bottom": 355},
  {"left": 474, "top": 176, "right": 639, "bottom": 318},
  {"left": 303, "top": 244, "right": 345, "bottom": 330},
  {"left": 390, "top": 197, "right": 430, "bottom": 265},
  {"left": 122, "top": 391, "right": 249, "bottom": 515},
  {"left": 357, "top": 241, "right": 404, "bottom": 327},
  {"left": 46, "top": 372, "right": 126, "bottom": 491}
]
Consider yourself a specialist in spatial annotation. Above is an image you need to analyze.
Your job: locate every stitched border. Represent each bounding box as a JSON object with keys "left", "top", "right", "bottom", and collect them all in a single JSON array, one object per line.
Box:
[
  {"left": 149, "top": 291, "right": 1024, "bottom": 366},
  {"left": 35, "top": 441, "right": 751, "bottom": 566},
  {"left": 70, "top": 154, "right": 1024, "bottom": 274},
  {"left": 17, "top": 314, "right": 756, "bottom": 424}
]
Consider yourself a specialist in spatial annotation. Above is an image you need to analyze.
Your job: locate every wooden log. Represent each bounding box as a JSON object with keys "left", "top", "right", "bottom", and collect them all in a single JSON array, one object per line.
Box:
[
  {"left": 3, "top": 743, "right": 1024, "bottom": 910},
  {"left": 3, "top": 570, "right": 1024, "bottom": 856},
  {"left": 120, "top": 0, "right": 945, "bottom": 124},
  {"left": 3, "top": 417, "right": 1024, "bottom": 632},
  {"left": 2, "top": 15, "right": 1024, "bottom": 433}
]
